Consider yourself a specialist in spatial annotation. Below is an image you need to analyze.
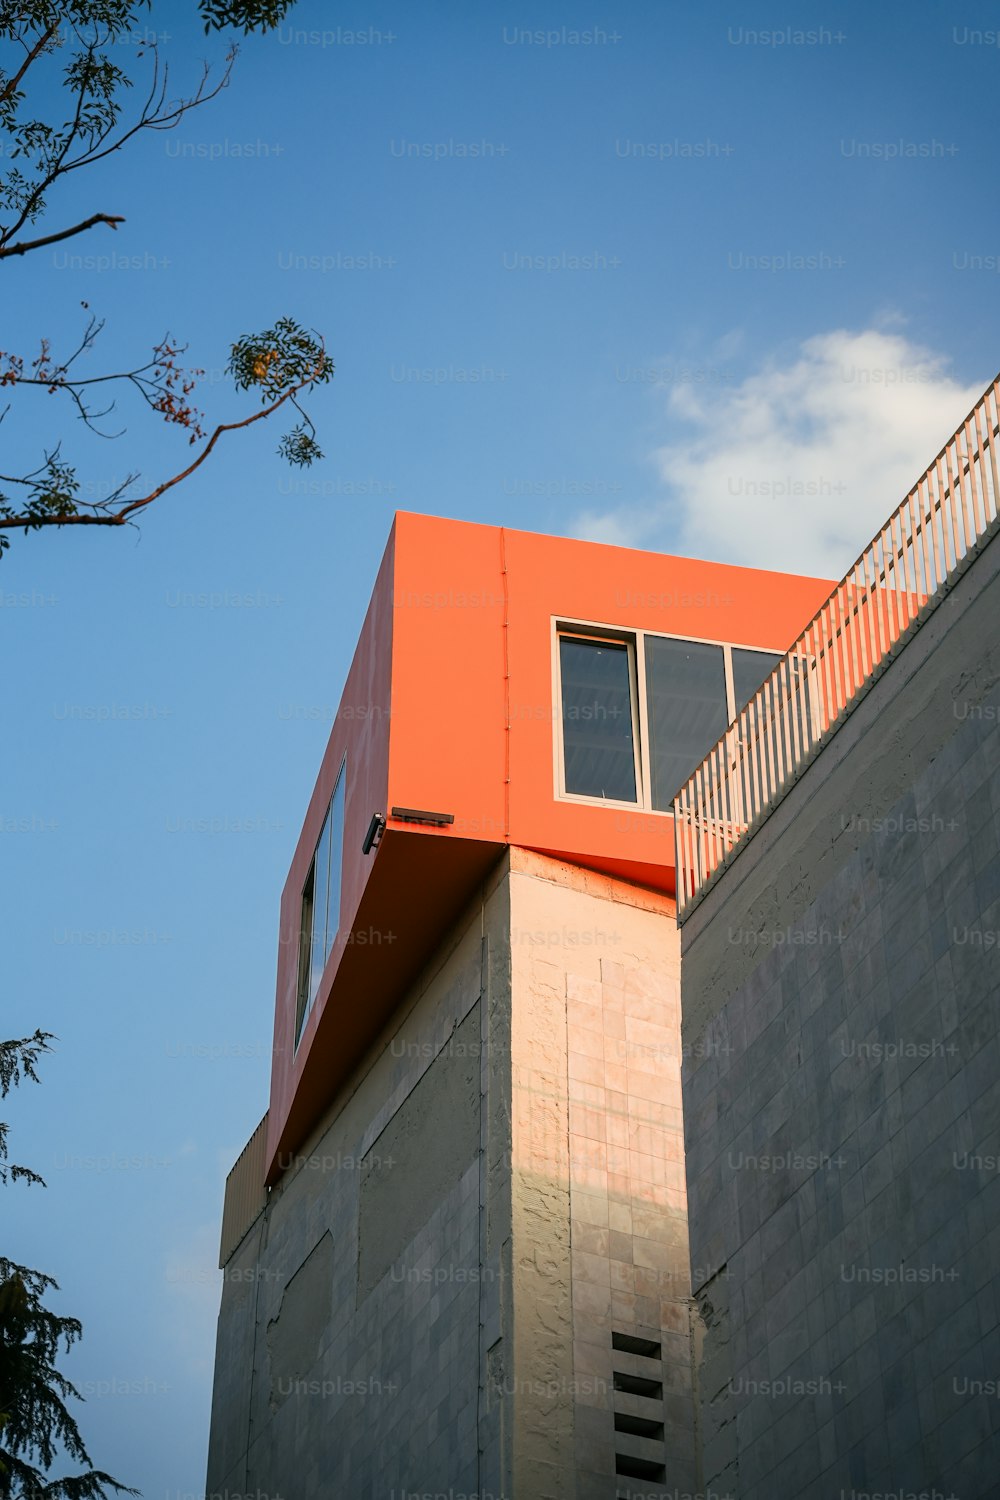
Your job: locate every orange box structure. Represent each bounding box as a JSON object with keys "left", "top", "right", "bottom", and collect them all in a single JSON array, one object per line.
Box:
[{"left": 266, "top": 512, "right": 833, "bottom": 1183}]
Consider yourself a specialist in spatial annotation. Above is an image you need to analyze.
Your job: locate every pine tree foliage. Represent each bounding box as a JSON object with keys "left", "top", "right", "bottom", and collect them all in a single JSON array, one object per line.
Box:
[{"left": 0, "top": 1032, "right": 139, "bottom": 1499}]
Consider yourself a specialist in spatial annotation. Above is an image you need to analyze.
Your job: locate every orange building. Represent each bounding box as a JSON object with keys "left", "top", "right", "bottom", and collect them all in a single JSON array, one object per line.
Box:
[
  {"left": 209, "top": 373, "right": 1000, "bottom": 1499},
  {"left": 209, "top": 512, "right": 833, "bottom": 1499}
]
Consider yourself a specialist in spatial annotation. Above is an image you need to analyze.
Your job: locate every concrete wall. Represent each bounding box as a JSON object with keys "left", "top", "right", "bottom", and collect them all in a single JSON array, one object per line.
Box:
[
  {"left": 505, "top": 849, "right": 695, "bottom": 1500},
  {"left": 208, "top": 864, "right": 505, "bottom": 1498},
  {"left": 680, "top": 526, "right": 1000, "bottom": 1498},
  {"left": 207, "top": 848, "right": 696, "bottom": 1498}
]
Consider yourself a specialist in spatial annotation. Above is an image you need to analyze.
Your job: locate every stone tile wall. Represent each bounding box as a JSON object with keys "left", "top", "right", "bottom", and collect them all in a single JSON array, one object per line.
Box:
[{"left": 681, "top": 528, "right": 1000, "bottom": 1499}]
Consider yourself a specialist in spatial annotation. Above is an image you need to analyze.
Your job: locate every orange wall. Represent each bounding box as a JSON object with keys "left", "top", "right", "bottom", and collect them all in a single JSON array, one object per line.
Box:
[
  {"left": 387, "top": 513, "right": 836, "bottom": 888},
  {"left": 387, "top": 514, "right": 507, "bottom": 841}
]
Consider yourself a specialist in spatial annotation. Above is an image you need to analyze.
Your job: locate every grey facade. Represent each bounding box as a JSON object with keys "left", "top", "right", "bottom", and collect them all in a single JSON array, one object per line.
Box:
[
  {"left": 207, "top": 849, "right": 697, "bottom": 1498},
  {"left": 681, "top": 524, "right": 1000, "bottom": 1497}
]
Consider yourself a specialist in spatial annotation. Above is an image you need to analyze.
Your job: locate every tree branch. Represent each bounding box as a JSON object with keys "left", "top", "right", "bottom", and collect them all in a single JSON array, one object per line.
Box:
[
  {"left": 116, "top": 378, "right": 314, "bottom": 518},
  {"left": 0, "top": 212, "right": 124, "bottom": 260},
  {"left": 61, "top": 51, "right": 236, "bottom": 179},
  {"left": 0, "top": 368, "right": 323, "bottom": 536},
  {"left": 0, "top": 58, "right": 92, "bottom": 246},
  {"left": 0, "top": 23, "right": 59, "bottom": 107}
]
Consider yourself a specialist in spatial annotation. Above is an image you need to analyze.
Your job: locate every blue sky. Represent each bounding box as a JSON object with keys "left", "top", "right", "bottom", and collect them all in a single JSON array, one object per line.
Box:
[{"left": 3, "top": 0, "right": 999, "bottom": 1492}]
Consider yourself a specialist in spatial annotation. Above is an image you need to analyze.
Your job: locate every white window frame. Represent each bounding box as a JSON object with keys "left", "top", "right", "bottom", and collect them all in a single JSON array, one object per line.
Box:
[
  {"left": 552, "top": 618, "right": 813, "bottom": 814},
  {"left": 554, "top": 626, "right": 644, "bottom": 810}
]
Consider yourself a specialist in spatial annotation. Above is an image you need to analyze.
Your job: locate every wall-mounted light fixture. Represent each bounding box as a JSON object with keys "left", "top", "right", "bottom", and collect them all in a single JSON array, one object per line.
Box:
[{"left": 362, "top": 813, "right": 386, "bottom": 855}]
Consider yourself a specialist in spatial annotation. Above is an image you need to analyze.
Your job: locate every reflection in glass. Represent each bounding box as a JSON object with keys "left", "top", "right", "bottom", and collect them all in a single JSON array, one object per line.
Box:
[
  {"left": 645, "top": 637, "right": 728, "bottom": 809},
  {"left": 732, "top": 648, "right": 782, "bottom": 715},
  {"left": 325, "top": 762, "right": 345, "bottom": 964},
  {"left": 309, "top": 804, "right": 332, "bottom": 1008},
  {"left": 560, "top": 637, "right": 637, "bottom": 802},
  {"left": 297, "top": 758, "right": 347, "bottom": 1044}
]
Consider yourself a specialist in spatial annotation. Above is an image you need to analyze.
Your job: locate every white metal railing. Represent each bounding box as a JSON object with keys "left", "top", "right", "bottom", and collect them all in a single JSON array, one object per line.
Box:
[{"left": 673, "top": 373, "right": 1000, "bottom": 917}]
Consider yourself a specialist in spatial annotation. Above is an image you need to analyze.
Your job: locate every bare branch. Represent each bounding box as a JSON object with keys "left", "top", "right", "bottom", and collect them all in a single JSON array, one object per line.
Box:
[
  {"left": 0, "top": 356, "right": 323, "bottom": 537},
  {"left": 5, "top": 322, "right": 210, "bottom": 444},
  {"left": 116, "top": 372, "right": 317, "bottom": 518},
  {"left": 0, "top": 211, "right": 124, "bottom": 259},
  {"left": 64, "top": 53, "right": 237, "bottom": 179}
]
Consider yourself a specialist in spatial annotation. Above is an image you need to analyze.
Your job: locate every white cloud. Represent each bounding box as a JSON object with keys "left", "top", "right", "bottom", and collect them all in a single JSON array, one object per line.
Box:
[{"left": 576, "top": 328, "right": 988, "bottom": 578}]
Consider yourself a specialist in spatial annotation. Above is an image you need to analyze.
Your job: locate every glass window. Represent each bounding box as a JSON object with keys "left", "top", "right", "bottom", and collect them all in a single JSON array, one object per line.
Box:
[
  {"left": 559, "top": 636, "right": 637, "bottom": 803},
  {"left": 296, "top": 758, "right": 346, "bottom": 1045},
  {"left": 731, "top": 648, "right": 782, "bottom": 716},
  {"left": 325, "top": 762, "right": 345, "bottom": 966},
  {"left": 733, "top": 655, "right": 815, "bottom": 780},
  {"left": 644, "top": 637, "right": 728, "bottom": 810},
  {"left": 294, "top": 866, "right": 315, "bottom": 1042},
  {"left": 555, "top": 625, "right": 809, "bottom": 814},
  {"left": 309, "top": 804, "right": 332, "bottom": 1010},
  {"left": 775, "top": 656, "right": 815, "bottom": 757}
]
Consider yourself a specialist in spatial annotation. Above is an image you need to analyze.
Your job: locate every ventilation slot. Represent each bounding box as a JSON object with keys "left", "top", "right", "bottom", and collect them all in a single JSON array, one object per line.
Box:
[
  {"left": 612, "top": 1331, "right": 661, "bottom": 1359},
  {"left": 612, "top": 1327, "right": 667, "bottom": 1486},
  {"left": 613, "top": 1370, "right": 663, "bottom": 1400},
  {"left": 616, "top": 1453, "right": 667, "bottom": 1482},
  {"left": 614, "top": 1412, "right": 664, "bottom": 1440}
]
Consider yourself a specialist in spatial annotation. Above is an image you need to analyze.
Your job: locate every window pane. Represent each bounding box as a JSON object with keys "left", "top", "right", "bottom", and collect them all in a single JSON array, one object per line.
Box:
[
  {"left": 309, "top": 804, "right": 333, "bottom": 1007},
  {"left": 560, "top": 637, "right": 637, "bottom": 803},
  {"left": 732, "top": 648, "right": 782, "bottom": 716},
  {"left": 324, "top": 762, "right": 345, "bottom": 965},
  {"left": 295, "top": 864, "right": 315, "bottom": 1043},
  {"left": 296, "top": 760, "right": 348, "bottom": 1047},
  {"left": 645, "top": 637, "right": 728, "bottom": 809},
  {"left": 760, "top": 656, "right": 815, "bottom": 763}
]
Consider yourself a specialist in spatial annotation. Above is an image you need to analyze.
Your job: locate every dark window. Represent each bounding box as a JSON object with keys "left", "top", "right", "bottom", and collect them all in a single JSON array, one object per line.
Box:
[
  {"left": 731, "top": 647, "right": 782, "bottom": 715},
  {"left": 644, "top": 637, "right": 728, "bottom": 810},
  {"left": 309, "top": 802, "right": 333, "bottom": 1008},
  {"left": 556, "top": 626, "right": 808, "bottom": 812},
  {"left": 559, "top": 637, "right": 637, "bottom": 803},
  {"left": 296, "top": 759, "right": 346, "bottom": 1044},
  {"left": 737, "top": 653, "right": 814, "bottom": 769},
  {"left": 294, "top": 865, "right": 315, "bottom": 1041},
  {"left": 325, "top": 767, "right": 345, "bottom": 964}
]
